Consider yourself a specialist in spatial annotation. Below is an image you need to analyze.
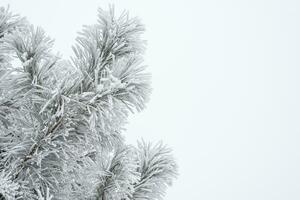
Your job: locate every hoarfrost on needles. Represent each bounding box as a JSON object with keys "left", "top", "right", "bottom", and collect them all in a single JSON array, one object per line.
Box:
[{"left": 0, "top": 5, "right": 177, "bottom": 200}]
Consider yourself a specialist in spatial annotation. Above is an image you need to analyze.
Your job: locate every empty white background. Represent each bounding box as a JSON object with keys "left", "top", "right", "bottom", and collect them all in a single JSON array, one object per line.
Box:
[{"left": 3, "top": 0, "right": 300, "bottom": 199}]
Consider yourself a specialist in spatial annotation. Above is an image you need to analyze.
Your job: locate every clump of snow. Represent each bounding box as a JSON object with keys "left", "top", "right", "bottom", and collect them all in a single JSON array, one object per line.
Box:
[{"left": 22, "top": 57, "right": 33, "bottom": 67}]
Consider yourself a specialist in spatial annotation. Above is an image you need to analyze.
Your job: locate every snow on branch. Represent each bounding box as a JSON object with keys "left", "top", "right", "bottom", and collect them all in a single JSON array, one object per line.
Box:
[
  {"left": 95, "top": 145, "right": 140, "bottom": 200},
  {"left": 133, "top": 141, "right": 178, "bottom": 200},
  {"left": 0, "top": 6, "right": 177, "bottom": 200},
  {"left": 2, "top": 26, "right": 55, "bottom": 75},
  {"left": 0, "top": 6, "right": 25, "bottom": 40},
  {"left": 0, "top": 171, "right": 21, "bottom": 200},
  {"left": 71, "top": 6, "right": 146, "bottom": 93}
]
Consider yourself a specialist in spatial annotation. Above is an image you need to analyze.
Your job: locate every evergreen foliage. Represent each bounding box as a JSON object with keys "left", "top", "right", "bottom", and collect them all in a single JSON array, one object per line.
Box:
[{"left": 0, "top": 6, "right": 177, "bottom": 200}]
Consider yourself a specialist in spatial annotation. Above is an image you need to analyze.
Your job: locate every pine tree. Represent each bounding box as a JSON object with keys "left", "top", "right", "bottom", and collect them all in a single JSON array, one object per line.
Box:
[{"left": 0, "top": 5, "right": 177, "bottom": 200}]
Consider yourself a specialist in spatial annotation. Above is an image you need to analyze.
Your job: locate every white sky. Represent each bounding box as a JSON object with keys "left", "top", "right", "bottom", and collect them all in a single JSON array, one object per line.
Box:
[{"left": 3, "top": 0, "right": 300, "bottom": 199}]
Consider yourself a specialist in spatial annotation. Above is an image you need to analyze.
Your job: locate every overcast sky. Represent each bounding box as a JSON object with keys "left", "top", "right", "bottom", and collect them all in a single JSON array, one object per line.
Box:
[{"left": 3, "top": 0, "right": 300, "bottom": 199}]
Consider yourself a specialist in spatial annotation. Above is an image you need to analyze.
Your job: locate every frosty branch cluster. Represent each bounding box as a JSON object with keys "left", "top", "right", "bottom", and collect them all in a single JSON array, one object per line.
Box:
[{"left": 0, "top": 6, "right": 177, "bottom": 200}]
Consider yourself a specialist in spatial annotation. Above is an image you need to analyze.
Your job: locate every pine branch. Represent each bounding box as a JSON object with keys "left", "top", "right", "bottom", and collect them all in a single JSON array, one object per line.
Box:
[
  {"left": 0, "top": 171, "right": 21, "bottom": 200},
  {"left": 95, "top": 145, "right": 139, "bottom": 200},
  {"left": 0, "top": 6, "right": 25, "bottom": 41},
  {"left": 132, "top": 141, "right": 178, "bottom": 200},
  {"left": 0, "top": 6, "right": 177, "bottom": 200},
  {"left": 71, "top": 6, "right": 145, "bottom": 94}
]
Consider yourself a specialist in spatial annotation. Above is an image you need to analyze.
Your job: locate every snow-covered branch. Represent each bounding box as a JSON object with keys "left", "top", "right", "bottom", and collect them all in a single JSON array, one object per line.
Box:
[{"left": 0, "top": 6, "right": 177, "bottom": 200}]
